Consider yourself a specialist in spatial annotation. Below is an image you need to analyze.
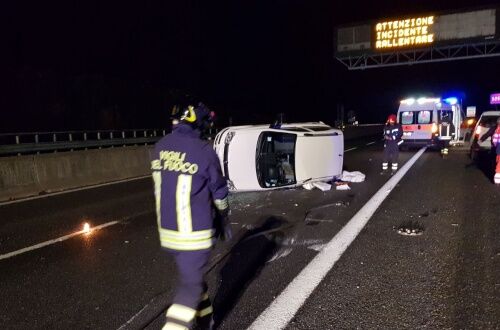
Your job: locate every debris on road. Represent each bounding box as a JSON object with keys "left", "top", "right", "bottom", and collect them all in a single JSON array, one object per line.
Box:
[
  {"left": 302, "top": 181, "right": 332, "bottom": 191},
  {"left": 335, "top": 182, "right": 351, "bottom": 190},
  {"left": 313, "top": 182, "right": 331, "bottom": 191},
  {"left": 395, "top": 221, "right": 424, "bottom": 236},
  {"left": 340, "top": 170, "right": 366, "bottom": 183}
]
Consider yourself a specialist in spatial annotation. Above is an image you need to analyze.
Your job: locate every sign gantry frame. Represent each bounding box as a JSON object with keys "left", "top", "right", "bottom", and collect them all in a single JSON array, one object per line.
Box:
[{"left": 336, "top": 40, "right": 500, "bottom": 70}]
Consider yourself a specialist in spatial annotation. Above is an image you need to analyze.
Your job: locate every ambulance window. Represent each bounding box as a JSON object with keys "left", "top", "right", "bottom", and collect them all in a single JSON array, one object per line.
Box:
[
  {"left": 401, "top": 112, "right": 414, "bottom": 125},
  {"left": 417, "top": 111, "right": 432, "bottom": 124}
]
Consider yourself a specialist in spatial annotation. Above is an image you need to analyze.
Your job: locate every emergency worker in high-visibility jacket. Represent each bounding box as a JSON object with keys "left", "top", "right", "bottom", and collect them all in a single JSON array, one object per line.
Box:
[
  {"left": 382, "top": 114, "right": 403, "bottom": 171},
  {"left": 151, "top": 102, "right": 230, "bottom": 330}
]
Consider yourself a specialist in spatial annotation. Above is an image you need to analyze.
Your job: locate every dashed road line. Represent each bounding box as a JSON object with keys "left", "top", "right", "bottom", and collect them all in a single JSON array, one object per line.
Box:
[
  {"left": 0, "top": 221, "right": 120, "bottom": 261},
  {"left": 247, "top": 147, "right": 427, "bottom": 330},
  {"left": 344, "top": 147, "right": 358, "bottom": 152},
  {"left": 366, "top": 141, "right": 376, "bottom": 146}
]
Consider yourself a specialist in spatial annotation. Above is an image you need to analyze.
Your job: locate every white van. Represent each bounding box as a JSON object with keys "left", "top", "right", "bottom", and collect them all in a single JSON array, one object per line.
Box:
[{"left": 397, "top": 97, "right": 463, "bottom": 148}]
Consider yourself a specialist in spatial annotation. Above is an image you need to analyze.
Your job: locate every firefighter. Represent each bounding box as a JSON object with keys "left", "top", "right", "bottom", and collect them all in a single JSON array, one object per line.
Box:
[
  {"left": 479, "top": 117, "right": 500, "bottom": 184},
  {"left": 438, "top": 110, "right": 455, "bottom": 157},
  {"left": 151, "top": 101, "right": 231, "bottom": 330},
  {"left": 382, "top": 114, "right": 403, "bottom": 172}
]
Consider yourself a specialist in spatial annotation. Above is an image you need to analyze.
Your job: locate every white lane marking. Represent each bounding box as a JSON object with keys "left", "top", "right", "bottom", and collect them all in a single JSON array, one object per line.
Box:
[
  {"left": 248, "top": 147, "right": 427, "bottom": 330},
  {"left": 0, "top": 175, "right": 151, "bottom": 207},
  {"left": 366, "top": 141, "right": 376, "bottom": 146},
  {"left": 344, "top": 147, "right": 357, "bottom": 152},
  {"left": 0, "top": 221, "right": 120, "bottom": 261}
]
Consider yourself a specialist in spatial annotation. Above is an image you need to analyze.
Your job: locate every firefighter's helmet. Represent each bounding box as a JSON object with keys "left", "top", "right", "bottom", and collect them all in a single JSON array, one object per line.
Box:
[
  {"left": 387, "top": 114, "right": 397, "bottom": 124},
  {"left": 171, "top": 102, "right": 215, "bottom": 130}
]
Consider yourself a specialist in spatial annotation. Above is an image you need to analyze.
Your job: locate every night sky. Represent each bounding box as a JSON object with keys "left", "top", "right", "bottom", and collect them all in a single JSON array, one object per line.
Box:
[{"left": 3, "top": 0, "right": 500, "bottom": 133}]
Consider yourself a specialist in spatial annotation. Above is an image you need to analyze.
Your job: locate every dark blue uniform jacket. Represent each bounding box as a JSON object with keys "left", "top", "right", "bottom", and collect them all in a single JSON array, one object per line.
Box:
[
  {"left": 383, "top": 123, "right": 403, "bottom": 145},
  {"left": 151, "top": 124, "right": 228, "bottom": 251}
]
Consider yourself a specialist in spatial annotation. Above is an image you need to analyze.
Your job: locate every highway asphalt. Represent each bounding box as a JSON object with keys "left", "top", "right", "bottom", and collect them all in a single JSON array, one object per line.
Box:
[{"left": 1, "top": 139, "right": 499, "bottom": 330}]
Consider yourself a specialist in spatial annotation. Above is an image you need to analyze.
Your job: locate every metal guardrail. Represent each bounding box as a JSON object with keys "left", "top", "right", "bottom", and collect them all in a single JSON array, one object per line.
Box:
[
  {"left": 0, "top": 125, "right": 378, "bottom": 156},
  {"left": 0, "top": 128, "right": 221, "bottom": 156},
  {"left": 0, "top": 129, "right": 161, "bottom": 156}
]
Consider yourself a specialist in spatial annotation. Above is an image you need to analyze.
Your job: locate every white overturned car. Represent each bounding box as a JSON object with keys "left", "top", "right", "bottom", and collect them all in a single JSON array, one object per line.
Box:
[{"left": 213, "top": 122, "right": 344, "bottom": 191}]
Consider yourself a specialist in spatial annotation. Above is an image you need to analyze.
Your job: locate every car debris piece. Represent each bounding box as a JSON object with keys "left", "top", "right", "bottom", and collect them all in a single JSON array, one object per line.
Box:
[
  {"left": 340, "top": 170, "right": 366, "bottom": 182},
  {"left": 302, "top": 181, "right": 332, "bottom": 191},
  {"left": 335, "top": 182, "right": 351, "bottom": 190},
  {"left": 313, "top": 182, "right": 331, "bottom": 191}
]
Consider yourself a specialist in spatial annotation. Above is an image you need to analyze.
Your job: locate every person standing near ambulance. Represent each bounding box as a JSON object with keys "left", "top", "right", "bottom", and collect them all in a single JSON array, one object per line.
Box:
[
  {"left": 382, "top": 114, "right": 403, "bottom": 172},
  {"left": 151, "top": 101, "right": 231, "bottom": 330},
  {"left": 437, "top": 110, "right": 455, "bottom": 157},
  {"left": 479, "top": 117, "right": 500, "bottom": 184}
]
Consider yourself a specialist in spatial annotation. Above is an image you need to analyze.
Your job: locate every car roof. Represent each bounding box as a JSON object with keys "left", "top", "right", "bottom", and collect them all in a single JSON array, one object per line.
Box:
[
  {"left": 223, "top": 122, "right": 335, "bottom": 133},
  {"left": 479, "top": 111, "right": 500, "bottom": 117}
]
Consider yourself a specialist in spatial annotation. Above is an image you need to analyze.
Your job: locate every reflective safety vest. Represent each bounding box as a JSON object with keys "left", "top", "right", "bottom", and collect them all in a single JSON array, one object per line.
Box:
[{"left": 151, "top": 124, "right": 229, "bottom": 251}]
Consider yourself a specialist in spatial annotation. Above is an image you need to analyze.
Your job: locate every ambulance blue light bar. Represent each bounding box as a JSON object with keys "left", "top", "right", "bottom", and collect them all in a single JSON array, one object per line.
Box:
[{"left": 443, "top": 97, "right": 458, "bottom": 105}]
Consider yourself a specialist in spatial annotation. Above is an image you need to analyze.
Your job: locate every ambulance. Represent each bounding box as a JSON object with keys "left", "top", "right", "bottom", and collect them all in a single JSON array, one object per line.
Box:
[{"left": 397, "top": 97, "right": 464, "bottom": 149}]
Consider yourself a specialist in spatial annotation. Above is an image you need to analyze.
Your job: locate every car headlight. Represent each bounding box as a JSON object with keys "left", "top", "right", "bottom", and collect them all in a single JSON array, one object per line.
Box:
[{"left": 225, "top": 132, "right": 235, "bottom": 144}]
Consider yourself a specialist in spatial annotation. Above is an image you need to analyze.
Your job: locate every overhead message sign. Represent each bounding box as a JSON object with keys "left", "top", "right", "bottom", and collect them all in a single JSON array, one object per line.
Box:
[
  {"left": 491, "top": 93, "right": 500, "bottom": 105},
  {"left": 375, "top": 16, "right": 435, "bottom": 49}
]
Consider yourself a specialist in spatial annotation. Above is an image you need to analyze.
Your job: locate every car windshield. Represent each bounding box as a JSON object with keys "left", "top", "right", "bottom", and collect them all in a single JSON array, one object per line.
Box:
[
  {"left": 256, "top": 132, "right": 297, "bottom": 188},
  {"left": 479, "top": 115, "right": 500, "bottom": 127}
]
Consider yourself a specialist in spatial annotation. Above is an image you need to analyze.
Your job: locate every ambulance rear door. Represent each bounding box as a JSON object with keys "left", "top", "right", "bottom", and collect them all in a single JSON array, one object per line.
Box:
[{"left": 400, "top": 109, "right": 434, "bottom": 141}]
